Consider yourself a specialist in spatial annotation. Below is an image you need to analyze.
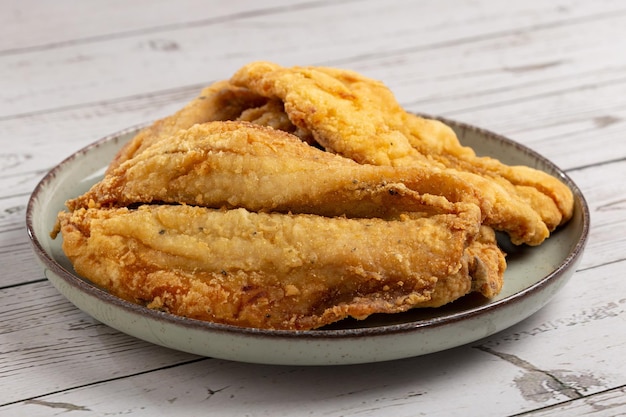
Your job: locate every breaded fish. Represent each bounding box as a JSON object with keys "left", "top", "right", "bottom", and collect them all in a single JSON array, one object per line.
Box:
[
  {"left": 53, "top": 61, "right": 579, "bottom": 331},
  {"left": 70, "top": 121, "right": 549, "bottom": 245},
  {"left": 56, "top": 203, "right": 501, "bottom": 330},
  {"left": 414, "top": 225, "right": 506, "bottom": 308},
  {"left": 236, "top": 98, "right": 316, "bottom": 145},
  {"left": 230, "top": 62, "right": 574, "bottom": 244},
  {"left": 68, "top": 122, "right": 453, "bottom": 218},
  {"left": 108, "top": 80, "right": 267, "bottom": 172}
]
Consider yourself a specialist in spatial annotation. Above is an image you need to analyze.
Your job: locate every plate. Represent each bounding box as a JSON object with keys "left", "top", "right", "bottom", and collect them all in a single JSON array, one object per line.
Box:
[{"left": 26, "top": 118, "right": 589, "bottom": 366}]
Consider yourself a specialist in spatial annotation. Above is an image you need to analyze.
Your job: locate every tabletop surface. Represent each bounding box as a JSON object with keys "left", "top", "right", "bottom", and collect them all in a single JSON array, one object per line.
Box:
[{"left": 2, "top": 1, "right": 625, "bottom": 416}]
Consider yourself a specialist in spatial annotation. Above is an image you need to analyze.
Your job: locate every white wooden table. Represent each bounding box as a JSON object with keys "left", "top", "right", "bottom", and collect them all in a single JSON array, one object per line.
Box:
[{"left": 2, "top": 1, "right": 625, "bottom": 415}]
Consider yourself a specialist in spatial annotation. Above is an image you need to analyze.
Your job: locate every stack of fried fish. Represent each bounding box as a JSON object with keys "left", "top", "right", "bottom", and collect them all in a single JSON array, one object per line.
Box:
[{"left": 54, "top": 62, "right": 574, "bottom": 330}]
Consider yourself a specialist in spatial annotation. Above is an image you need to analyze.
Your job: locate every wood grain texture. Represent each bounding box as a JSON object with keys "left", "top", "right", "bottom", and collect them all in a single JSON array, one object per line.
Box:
[{"left": 1, "top": 0, "right": 626, "bottom": 416}]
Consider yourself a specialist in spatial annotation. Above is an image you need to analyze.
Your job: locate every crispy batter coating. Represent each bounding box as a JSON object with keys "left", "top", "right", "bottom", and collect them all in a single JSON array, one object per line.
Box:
[
  {"left": 67, "top": 122, "right": 480, "bottom": 220},
  {"left": 53, "top": 61, "right": 576, "bottom": 331},
  {"left": 108, "top": 80, "right": 267, "bottom": 172},
  {"left": 236, "top": 98, "right": 316, "bottom": 145},
  {"left": 74, "top": 120, "right": 550, "bottom": 246},
  {"left": 57, "top": 204, "right": 499, "bottom": 330},
  {"left": 414, "top": 225, "right": 506, "bottom": 308},
  {"left": 230, "top": 62, "right": 574, "bottom": 245}
]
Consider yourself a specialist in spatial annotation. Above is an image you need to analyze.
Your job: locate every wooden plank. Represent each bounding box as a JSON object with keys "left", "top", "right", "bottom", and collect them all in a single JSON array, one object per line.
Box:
[
  {"left": 0, "top": 260, "right": 624, "bottom": 416},
  {"left": 566, "top": 161, "right": 626, "bottom": 270},
  {"left": 520, "top": 386, "right": 626, "bottom": 416},
  {"left": 2, "top": 1, "right": 626, "bottom": 415},
  {"left": 0, "top": 86, "right": 198, "bottom": 180},
  {"left": 0, "top": 0, "right": 329, "bottom": 52},
  {"left": 0, "top": 232, "right": 41, "bottom": 287},
  {"left": 0, "top": 193, "right": 28, "bottom": 231},
  {"left": 1, "top": 0, "right": 625, "bottom": 117},
  {"left": 472, "top": 259, "right": 626, "bottom": 397},
  {"left": 0, "top": 2, "right": 625, "bottom": 181},
  {"left": 0, "top": 353, "right": 523, "bottom": 416},
  {"left": 0, "top": 281, "right": 199, "bottom": 405}
]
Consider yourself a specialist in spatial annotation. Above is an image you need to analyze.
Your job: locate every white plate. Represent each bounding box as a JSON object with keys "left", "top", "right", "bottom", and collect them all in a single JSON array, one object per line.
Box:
[{"left": 26, "top": 118, "right": 589, "bottom": 365}]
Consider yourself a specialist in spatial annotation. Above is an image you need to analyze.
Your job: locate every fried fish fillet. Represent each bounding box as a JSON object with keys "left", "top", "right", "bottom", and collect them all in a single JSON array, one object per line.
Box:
[
  {"left": 56, "top": 203, "right": 502, "bottom": 330},
  {"left": 54, "top": 61, "right": 580, "bottom": 331},
  {"left": 230, "top": 61, "right": 574, "bottom": 245},
  {"left": 108, "top": 80, "right": 268, "bottom": 172},
  {"left": 236, "top": 98, "right": 316, "bottom": 144},
  {"left": 70, "top": 121, "right": 548, "bottom": 246},
  {"left": 414, "top": 225, "right": 506, "bottom": 308},
  {"left": 67, "top": 122, "right": 452, "bottom": 217},
  {"left": 312, "top": 66, "right": 573, "bottom": 223}
]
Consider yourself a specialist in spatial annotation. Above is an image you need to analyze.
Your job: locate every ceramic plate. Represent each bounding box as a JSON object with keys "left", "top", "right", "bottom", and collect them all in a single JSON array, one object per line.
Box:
[{"left": 26, "top": 118, "right": 589, "bottom": 365}]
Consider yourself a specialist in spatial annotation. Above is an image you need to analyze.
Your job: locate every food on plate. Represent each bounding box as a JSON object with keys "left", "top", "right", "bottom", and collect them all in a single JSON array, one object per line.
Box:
[
  {"left": 56, "top": 201, "right": 503, "bottom": 330},
  {"left": 413, "top": 225, "right": 505, "bottom": 308},
  {"left": 54, "top": 61, "right": 574, "bottom": 330},
  {"left": 108, "top": 80, "right": 267, "bottom": 173},
  {"left": 69, "top": 121, "right": 461, "bottom": 219},
  {"left": 72, "top": 121, "right": 550, "bottom": 246},
  {"left": 230, "top": 62, "right": 573, "bottom": 245}
]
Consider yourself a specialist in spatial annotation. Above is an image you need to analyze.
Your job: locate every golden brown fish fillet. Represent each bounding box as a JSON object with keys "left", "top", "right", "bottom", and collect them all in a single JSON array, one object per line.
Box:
[
  {"left": 53, "top": 61, "right": 581, "bottom": 331},
  {"left": 56, "top": 203, "right": 498, "bottom": 330},
  {"left": 313, "top": 65, "right": 573, "bottom": 224},
  {"left": 414, "top": 225, "right": 506, "bottom": 308},
  {"left": 230, "top": 61, "right": 574, "bottom": 244},
  {"left": 67, "top": 122, "right": 450, "bottom": 217},
  {"left": 236, "top": 98, "right": 316, "bottom": 145},
  {"left": 399, "top": 116, "right": 573, "bottom": 228},
  {"left": 69, "top": 121, "right": 548, "bottom": 246},
  {"left": 108, "top": 80, "right": 267, "bottom": 172}
]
